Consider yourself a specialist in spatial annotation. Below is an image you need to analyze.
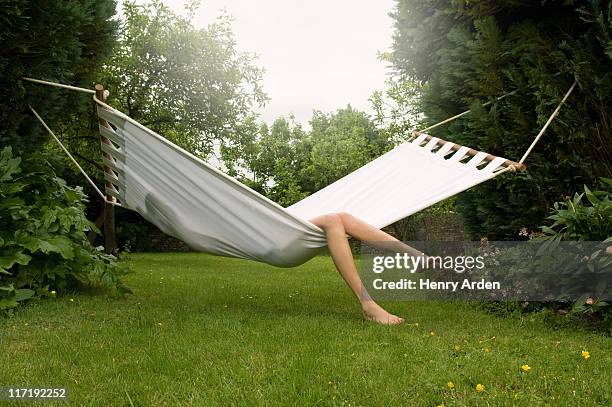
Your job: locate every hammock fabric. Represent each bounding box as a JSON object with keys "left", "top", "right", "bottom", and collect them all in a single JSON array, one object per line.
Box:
[
  {"left": 24, "top": 77, "right": 576, "bottom": 268},
  {"left": 95, "top": 104, "right": 514, "bottom": 267}
]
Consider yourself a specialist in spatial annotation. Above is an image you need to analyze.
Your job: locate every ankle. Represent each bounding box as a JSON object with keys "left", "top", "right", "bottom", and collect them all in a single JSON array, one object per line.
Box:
[{"left": 360, "top": 299, "right": 378, "bottom": 310}]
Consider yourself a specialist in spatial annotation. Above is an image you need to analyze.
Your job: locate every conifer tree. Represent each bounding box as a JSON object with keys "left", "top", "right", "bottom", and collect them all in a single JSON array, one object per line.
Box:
[
  {"left": 390, "top": 0, "right": 611, "bottom": 238},
  {"left": 0, "top": 0, "right": 117, "bottom": 152}
]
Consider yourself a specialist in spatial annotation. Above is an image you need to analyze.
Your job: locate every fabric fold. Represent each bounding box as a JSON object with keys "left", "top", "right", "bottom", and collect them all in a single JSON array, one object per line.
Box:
[{"left": 97, "top": 104, "right": 511, "bottom": 267}]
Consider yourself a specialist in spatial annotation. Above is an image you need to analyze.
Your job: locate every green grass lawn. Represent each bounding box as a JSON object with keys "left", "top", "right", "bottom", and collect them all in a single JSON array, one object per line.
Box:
[{"left": 1, "top": 253, "right": 610, "bottom": 406}]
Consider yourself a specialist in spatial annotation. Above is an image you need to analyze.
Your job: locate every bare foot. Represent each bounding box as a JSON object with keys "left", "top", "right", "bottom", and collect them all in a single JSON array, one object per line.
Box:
[{"left": 361, "top": 300, "right": 404, "bottom": 325}]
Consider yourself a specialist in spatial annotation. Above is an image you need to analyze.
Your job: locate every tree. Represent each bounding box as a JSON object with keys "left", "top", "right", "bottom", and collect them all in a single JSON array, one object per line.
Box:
[
  {"left": 223, "top": 116, "right": 311, "bottom": 206},
  {"left": 232, "top": 107, "right": 391, "bottom": 207},
  {"left": 0, "top": 0, "right": 127, "bottom": 312},
  {"left": 58, "top": 0, "right": 266, "bottom": 196},
  {"left": 99, "top": 0, "right": 266, "bottom": 156},
  {"left": 0, "top": 0, "right": 117, "bottom": 152},
  {"left": 370, "top": 75, "right": 423, "bottom": 144},
  {"left": 389, "top": 0, "right": 612, "bottom": 239},
  {"left": 307, "top": 107, "right": 388, "bottom": 191},
  {"left": 253, "top": 117, "right": 310, "bottom": 206}
]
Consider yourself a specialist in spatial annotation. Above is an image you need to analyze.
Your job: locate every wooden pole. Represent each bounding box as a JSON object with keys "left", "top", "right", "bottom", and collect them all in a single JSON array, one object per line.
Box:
[{"left": 95, "top": 84, "right": 117, "bottom": 254}]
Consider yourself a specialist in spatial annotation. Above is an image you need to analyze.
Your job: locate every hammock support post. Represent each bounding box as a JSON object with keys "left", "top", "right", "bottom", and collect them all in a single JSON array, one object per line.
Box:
[{"left": 95, "top": 84, "right": 117, "bottom": 254}]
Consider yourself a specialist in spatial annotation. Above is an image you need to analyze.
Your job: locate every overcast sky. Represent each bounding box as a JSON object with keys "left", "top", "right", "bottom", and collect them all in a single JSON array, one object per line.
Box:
[{"left": 159, "top": 0, "right": 396, "bottom": 127}]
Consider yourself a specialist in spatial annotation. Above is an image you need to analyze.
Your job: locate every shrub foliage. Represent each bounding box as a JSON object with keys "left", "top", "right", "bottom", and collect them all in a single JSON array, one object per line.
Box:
[
  {"left": 542, "top": 178, "right": 612, "bottom": 241},
  {"left": 0, "top": 0, "right": 125, "bottom": 313},
  {"left": 0, "top": 147, "right": 129, "bottom": 314},
  {"left": 480, "top": 179, "right": 611, "bottom": 329}
]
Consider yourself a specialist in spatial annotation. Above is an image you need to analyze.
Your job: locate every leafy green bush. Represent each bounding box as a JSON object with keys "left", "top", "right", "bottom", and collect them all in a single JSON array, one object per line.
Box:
[
  {"left": 542, "top": 179, "right": 612, "bottom": 241},
  {"left": 541, "top": 179, "right": 611, "bottom": 330},
  {"left": 0, "top": 147, "right": 130, "bottom": 315},
  {"left": 480, "top": 180, "right": 611, "bottom": 331}
]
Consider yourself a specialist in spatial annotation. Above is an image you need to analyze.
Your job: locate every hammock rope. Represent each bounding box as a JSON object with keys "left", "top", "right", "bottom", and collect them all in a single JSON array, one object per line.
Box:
[
  {"left": 28, "top": 105, "right": 121, "bottom": 207},
  {"left": 518, "top": 80, "right": 577, "bottom": 164},
  {"left": 22, "top": 77, "right": 96, "bottom": 94},
  {"left": 22, "top": 76, "right": 577, "bottom": 203},
  {"left": 415, "top": 90, "right": 517, "bottom": 134}
]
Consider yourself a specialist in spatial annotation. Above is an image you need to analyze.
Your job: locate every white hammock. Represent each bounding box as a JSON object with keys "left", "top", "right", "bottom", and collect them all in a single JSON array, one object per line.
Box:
[
  {"left": 25, "top": 77, "right": 576, "bottom": 267},
  {"left": 93, "top": 103, "right": 517, "bottom": 266}
]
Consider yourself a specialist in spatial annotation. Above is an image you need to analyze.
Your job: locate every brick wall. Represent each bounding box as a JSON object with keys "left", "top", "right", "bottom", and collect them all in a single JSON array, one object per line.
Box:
[
  {"left": 388, "top": 212, "right": 467, "bottom": 242},
  {"left": 148, "top": 229, "right": 192, "bottom": 252}
]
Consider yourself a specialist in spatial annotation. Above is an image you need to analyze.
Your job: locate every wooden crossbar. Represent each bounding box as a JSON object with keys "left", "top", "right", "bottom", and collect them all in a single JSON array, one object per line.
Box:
[{"left": 411, "top": 131, "right": 527, "bottom": 171}]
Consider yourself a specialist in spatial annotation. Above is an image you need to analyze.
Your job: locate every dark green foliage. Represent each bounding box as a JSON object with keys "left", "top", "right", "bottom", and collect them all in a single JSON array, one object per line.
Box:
[
  {"left": 390, "top": 0, "right": 612, "bottom": 238},
  {"left": 0, "top": 0, "right": 117, "bottom": 153},
  {"left": 538, "top": 181, "right": 611, "bottom": 329},
  {"left": 481, "top": 180, "right": 611, "bottom": 330},
  {"left": 0, "top": 0, "right": 122, "bottom": 312},
  {"left": 0, "top": 147, "right": 130, "bottom": 314},
  {"left": 542, "top": 178, "right": 612, "bottom": 240}
]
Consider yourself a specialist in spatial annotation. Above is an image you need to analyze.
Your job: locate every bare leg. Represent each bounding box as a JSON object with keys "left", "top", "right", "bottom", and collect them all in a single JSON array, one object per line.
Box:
[
  {"left": 335, "top": 212, "right": 424, "bottom": 257},
  {"left": 336, "top": 212, "right": 429, "bottom": 272},
  {"left": 310, "top": 212, "right": 406, "bottom": 325}
]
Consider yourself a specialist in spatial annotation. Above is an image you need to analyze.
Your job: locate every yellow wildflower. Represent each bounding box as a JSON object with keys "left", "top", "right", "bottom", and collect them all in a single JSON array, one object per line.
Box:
[
  {"left": 475, "top": 384, "right": 485, "bottom": 393},
  {"left": 484, "top": 347, "right": 491, "bottom": 353},
  {"left": 454, "top": 344, "right": 461, "bottom": 352},
  {"left": 447, "top": 381, "right": 455, "bottom": 389},
  {"left": 437, "top": 404, "right": 445, "bottom": 407},
  {"left": 521, "top": 364, "right": 531, "bottom": 372},
  {"left": 430, "top": 331, "right": 436, "bottom": 336},
  {"left": 69, "top": 298, "right": 74, "bottom": 302},
  {"left": 581, "top": 351, "right": 590, "bottom": 359}
]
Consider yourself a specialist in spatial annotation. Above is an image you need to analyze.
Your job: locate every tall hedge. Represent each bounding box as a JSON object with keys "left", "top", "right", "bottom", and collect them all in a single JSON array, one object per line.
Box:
[
  {"left": 390, "top": 0, "right": 611, "bottom": 239},
  {"left": 0, "top": 0, "right": 117, "bottom": 152}
]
